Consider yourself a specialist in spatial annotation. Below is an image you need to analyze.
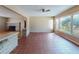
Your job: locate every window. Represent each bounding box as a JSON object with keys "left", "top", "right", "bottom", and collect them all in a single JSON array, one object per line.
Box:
[
  {"left": 59, "top": 16, "right": 72, "bottom": 34},
  {"left": 56, "top": 18, "right": 60, "bottom": 30},
  {"left": 57, "top": 13, "right": 79, "bottom": 38},
  {"left": 49, "top": 20, "right": 53, "bottom": 30},
  {"left": 72, "top": 14, "right": 79, "bottom": 38}
]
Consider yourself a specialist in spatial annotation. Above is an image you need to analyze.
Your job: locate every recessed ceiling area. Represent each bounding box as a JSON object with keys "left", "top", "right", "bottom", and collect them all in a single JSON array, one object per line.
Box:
[{"left": 5, "top": 5, "right": 74, "bottom": 16}]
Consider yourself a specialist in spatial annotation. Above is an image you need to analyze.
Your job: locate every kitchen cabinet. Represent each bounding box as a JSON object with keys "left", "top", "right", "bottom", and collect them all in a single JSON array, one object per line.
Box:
[{"left": 0, "top": 32, "right": 18, "bottom": 54}]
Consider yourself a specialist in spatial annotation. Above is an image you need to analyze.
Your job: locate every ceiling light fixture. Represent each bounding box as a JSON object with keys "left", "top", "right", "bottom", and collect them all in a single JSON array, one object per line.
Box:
[{"left": 41, "top": 9, "right": 50, "bottom": 12}]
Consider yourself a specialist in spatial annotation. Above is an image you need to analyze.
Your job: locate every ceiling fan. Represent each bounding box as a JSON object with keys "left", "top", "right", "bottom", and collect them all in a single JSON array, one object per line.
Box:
[{"left": 41, "top": 9, "right": 50, "bottom": 12}]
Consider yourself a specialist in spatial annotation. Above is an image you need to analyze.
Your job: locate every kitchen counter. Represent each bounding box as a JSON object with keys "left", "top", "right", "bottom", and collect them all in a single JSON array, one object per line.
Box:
[
  {"left": 0, "top": 31, "right": 19, "bottom": 42},
  {"left": 0, "top": 31, "right": 19, "bottom": 54}
]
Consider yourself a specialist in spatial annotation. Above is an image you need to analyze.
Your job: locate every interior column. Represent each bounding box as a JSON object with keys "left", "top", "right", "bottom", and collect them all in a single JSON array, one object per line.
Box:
[{"left": 52, "top": 16, "right": 56, "bottom": 32}]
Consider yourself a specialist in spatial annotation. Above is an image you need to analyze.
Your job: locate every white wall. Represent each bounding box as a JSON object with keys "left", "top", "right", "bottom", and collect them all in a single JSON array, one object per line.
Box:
[
  {"left": 30, "top": 16, "right": 52, "bottom": 32},
  {"left": 26, "top": 17, "right": 30, "bottom": 36}
]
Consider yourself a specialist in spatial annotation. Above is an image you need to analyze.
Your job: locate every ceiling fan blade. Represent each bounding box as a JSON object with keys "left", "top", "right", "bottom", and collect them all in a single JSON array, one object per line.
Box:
[
  {"left": 46, "top": 9, "right": 50, "bottom": 12},
  {"left": 42, "top": 9, "right": 45, "bottom": 12}
]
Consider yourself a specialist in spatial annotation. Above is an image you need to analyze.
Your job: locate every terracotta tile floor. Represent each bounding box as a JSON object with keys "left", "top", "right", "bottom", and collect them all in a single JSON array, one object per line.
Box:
[{"left": 11, "top": 33, "right": 79, "bottom": 54}]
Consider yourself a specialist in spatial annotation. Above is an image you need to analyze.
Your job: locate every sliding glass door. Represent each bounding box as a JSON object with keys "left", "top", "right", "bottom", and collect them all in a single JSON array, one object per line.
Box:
[
  {"left": 72, "top": 14, "right": 79, "bottom": 38},
  {"left": 57, "top": 13, "right": 79, "bottom": 38},
  {"left": 59, "top": 16, "right": 72, "bottom": 34}
]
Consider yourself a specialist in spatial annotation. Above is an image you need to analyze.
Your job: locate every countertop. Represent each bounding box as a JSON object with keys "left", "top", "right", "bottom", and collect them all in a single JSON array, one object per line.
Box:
[{"left": 0, "top": 31, "right": 19, "bottom": 42}]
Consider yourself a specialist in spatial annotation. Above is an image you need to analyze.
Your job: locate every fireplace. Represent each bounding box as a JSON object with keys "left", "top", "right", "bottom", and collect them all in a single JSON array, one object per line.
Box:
[{"left": 8, "top": 26, "right": 16, "bottom": 31}]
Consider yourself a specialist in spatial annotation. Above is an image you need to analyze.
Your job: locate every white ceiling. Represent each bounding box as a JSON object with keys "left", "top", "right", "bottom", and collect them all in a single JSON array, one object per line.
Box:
[{"left": 5, "top": 5, "right": 74, "bottom": 16}]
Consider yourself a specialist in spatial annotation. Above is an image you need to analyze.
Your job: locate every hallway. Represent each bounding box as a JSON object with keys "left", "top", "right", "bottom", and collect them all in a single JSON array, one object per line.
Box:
[{"left": 11, "top": 33, "right": 79, "bottom": 54}]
